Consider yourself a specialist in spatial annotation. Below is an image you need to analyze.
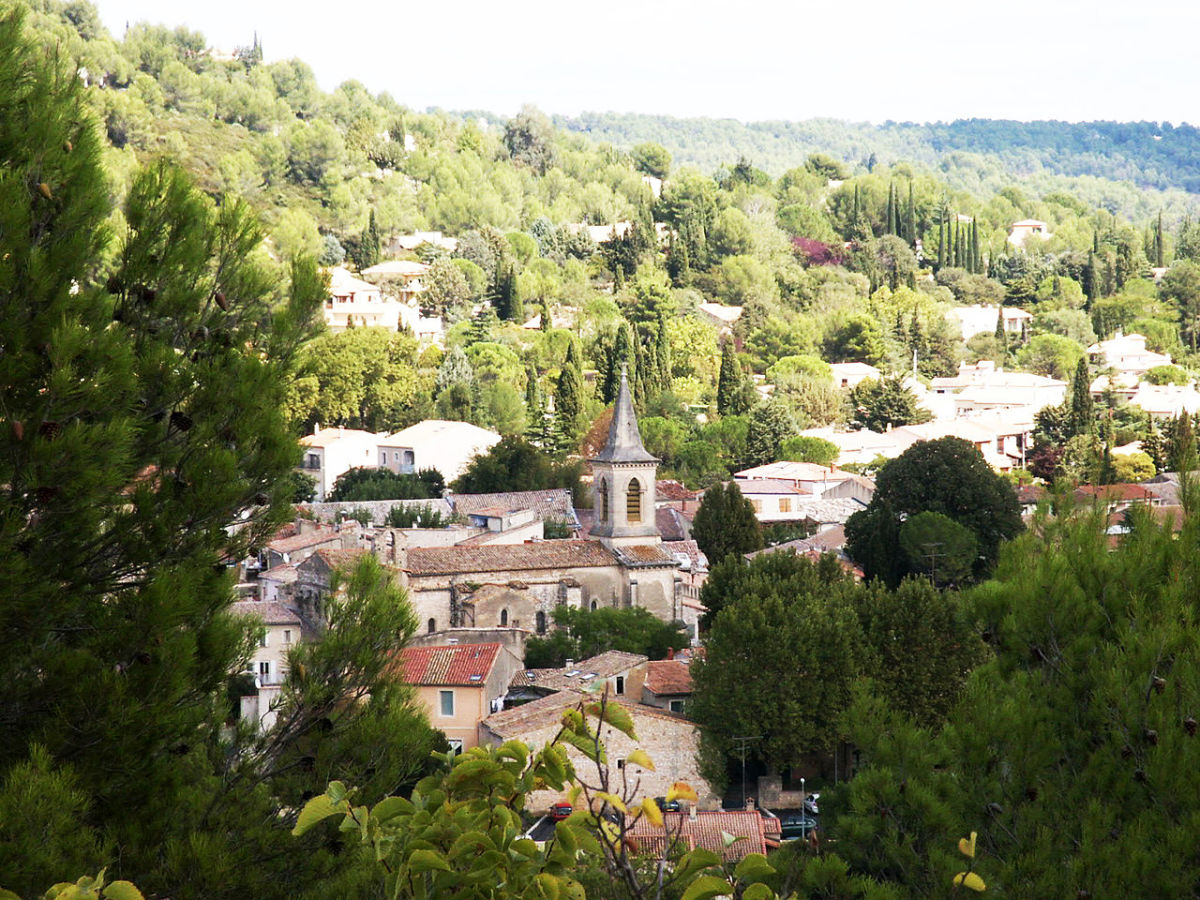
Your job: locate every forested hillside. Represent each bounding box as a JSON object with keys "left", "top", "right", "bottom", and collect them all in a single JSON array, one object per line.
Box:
[{"left": 558, "top": 112, "right": 1200, "bottom": 222}]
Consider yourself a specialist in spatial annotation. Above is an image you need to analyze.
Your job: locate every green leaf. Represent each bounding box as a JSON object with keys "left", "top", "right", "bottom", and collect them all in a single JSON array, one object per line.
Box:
[
  {"left": 585, "top": 700, "right": 638, "bottom": 740},
  {"left": 0, "top": 890, "right": 22, "bottom": 900},
  {"left": 408, "top": 848, "right": 452, "bottom": 873},
  {"left": 292, "top": 793, "right": 344, "bottom": 836},
  {"left": 733, "top": 852, "right": 775, "bottom": 882},
  {"left": 673, "top": 848, "right": 723, "bottom": 883},
  {"left": 742, "top": 884, "right": 775, "bottom": 900},
  {"left": 558, "top": 728, "right": 606, "bottom": 763},
  {"left": 535, "top": 873, "right": 561, "bottom": 900},
  {"left": 680, "top": 874, "right": 736, "bottom": 900},
  {"left": 102, "top": 883, "right": 145, "bottom": 900},
  {"left": 371, "top": 795, "right": 413, "bottom": 823}
]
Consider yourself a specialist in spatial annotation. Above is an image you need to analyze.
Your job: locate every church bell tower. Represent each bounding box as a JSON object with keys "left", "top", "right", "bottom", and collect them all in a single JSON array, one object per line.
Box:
[{"left": 588, "top": 367, "right": 660, "bottom": 549}]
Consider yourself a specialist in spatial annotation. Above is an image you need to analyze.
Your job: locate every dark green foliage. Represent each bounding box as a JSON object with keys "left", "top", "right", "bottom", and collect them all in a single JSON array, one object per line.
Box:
[
  {"left": 450, "top": 435, "right": 582, "bottom": 499},
  {"left": 1066, "top": 356, "right": 1094, "bottom": 437},
  {"left": 845, "top": 437, "right": 1022, "bottom": 585},
  {"left": 288, "top": 470, "right": 318, "bottom": 503},
  {"left": 848, "top": 377, "right": 931, "bottom": 433},
  {"left": 781, "top": 434, "right": 839, "bottom": 467},
  {"left": 503, "top": 104, "right": 558, "bottom": 175},
  {"left": 523, "top": 605, "right": 689, "bottom": 668},
  {"left": 716, "top": 340, "right": 752, "bottom": 416},
  {"left": 691, "top": 481, "right": 763, "bottom": 571},
  {"left": 327, "top": 466, "right": 442, "bottom": 502},
  {"left": 898, "top": 511, "right": 978, "bottom": 587},
  {"left": 383, "top": 503, "right": 449, "bottom": 528},
  {"left": 553, "top": 342, "right": 584, "bottom": 451},
  {"left": 744, "top": 398, "right": 797, "bottom": 467}
]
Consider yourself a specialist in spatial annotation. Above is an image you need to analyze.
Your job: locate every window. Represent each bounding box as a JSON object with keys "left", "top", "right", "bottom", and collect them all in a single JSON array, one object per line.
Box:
[
  {"left": 779, "top": 498, "right": 791, "bottom": 513},
  {"left": 751, "top": 499, "right": 763, "bottom": 513},
  {"left": 598, "top": 478, "right": 609, "bottom": 523},
  {"left": 258, "top": 631, "right": 268, "bottom": 648},
  {"left": 591, "top": 600, "right": 598, "bottom": 611},
  {"left": 427, "top": 618, "right": 436, "bottom": 634},
  {"left": 626, "top": 478, "right": 642, "bottom": 523},
  {"left": 447, "top": 739, "right": 464, "bottom": 755},
  {"left": 500, "top": 609, "right": 508, "bottom": 627},
  {"left": 439, "top": 690, "right": 454, "bottom": 717},
  {"left": 536, "top": 611, "right": 547, "bottom": 634},
  {"left": 669, "top": 699, "right": 685, "bottom": 713},
  {"left": 615, "top": 675, "right": 625, "bottom": 695},
  {"left": 283, "top": 630, "right": 292, "bottom": 645},
  {"left": 258, "top": 661, "right": 271, "bottom": 680},
  {"left": 616, "top": 758, "right": 626, "bottom": 770}
]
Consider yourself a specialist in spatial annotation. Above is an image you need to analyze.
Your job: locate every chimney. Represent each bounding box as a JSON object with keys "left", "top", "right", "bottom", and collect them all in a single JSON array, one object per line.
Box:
[
  {"left": 689, "top": 804, "right": 697, "bottom": 821},
  {"left": 667, "top": 648, "right": 674, "bottom": 660},
  {"left": 564, "top": 659, "right": 575, "bottom": 669}
]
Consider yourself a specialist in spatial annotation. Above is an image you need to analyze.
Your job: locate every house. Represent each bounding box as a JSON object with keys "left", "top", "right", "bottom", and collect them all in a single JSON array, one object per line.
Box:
[
  {"left": 796, "top": 427, "right": 903, "bottom": 467},
  {"left": 262, "top": 525, "right": 350, "bottom": 569},
  {"left": 479, "top": 690, "right": 719, "bottom": 812},
  {"left": 696, "top": 302, "right": 743, "bottom": 334},
  {"left": 1087, "top": 331, "right": 1173, "bottom": 377},
  {"left": 395, "top": 642, "right": 521, "bottom": 752},
  {"left": 386, "top": 231, "right": 458, "bottom": 254},
  {"left": 829, "top": 362, "right": 882, "bottom": 390},
  {"left": 510, "top": 651, "right": 649, "bottom": 704},
  {"left": 947, "top": 305, "right": 1034, "bottom": 342},
  {"left": 626, "top": 810, "right": 771, "bottom": 861},
  {"left": 930, "top": 362, "right": 1066, "bottom": 421},
  {"left": 1127, "top": 383, "right": 1200, "bottom": 418},
  {"left": 360, "top": 259, "right": 431, "bottom": 306},
  {"left": 376, "top": 419, "right": 501, "bottom": 482},
  {"left": 744, "top": 525, "right": 862, "bottom": 578},
  {"left": 1008, "top": 219, "right": 1052, "bottom": 247},
  {"left": 888, "top": 420, "right": 1014, "bottom": 471},
  {"left": 448, "top": 488, "right": 581, "bottom": 532},
  {"left": 324, "top": 266, "right": 400, "bottom": 332},
  {"left": 298, "top": 426, "right": 385, "bottom": 501},
  {"left": 734, "top": 461, "right": 856, "bottom": 498},
  {"left": 641, "top": 658, "right": 693, "bottom": 714},
  {"left": 231, "top": 600, "right": 302, "bottom": 731}
]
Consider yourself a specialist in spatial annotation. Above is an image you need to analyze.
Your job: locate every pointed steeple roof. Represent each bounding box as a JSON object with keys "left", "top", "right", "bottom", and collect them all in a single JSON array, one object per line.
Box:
[{"left": 592, "top": 366, "right": 658, "bottom": 463}]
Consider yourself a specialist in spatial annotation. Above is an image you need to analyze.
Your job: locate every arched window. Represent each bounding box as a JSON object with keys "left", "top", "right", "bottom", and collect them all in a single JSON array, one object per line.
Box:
[
  {"left": 427, "top": 618, "right": 436, "bottom": 634},
  {"left": 626, "top": 477, "right": 642, "bottom": 524},
  {"left": 598, "top": 478, "right": 609, "bottom": 523},
  {"left": 591, "top": 600, "right": 598, "bottom": 611},
  {"left": 536, "top": 611, "right": 547, "bottom": 634},
  {"left": 500, "top": 609, "right": 508, "bottom": 627}
]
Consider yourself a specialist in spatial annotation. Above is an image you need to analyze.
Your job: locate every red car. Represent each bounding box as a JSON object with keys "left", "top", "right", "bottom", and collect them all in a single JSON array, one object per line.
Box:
[{"left": 550, "top": 802, "right": 574, "bottom": 821}]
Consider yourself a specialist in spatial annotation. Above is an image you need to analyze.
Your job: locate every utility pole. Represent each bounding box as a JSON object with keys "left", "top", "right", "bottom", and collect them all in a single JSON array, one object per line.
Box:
[
  {"left": 731, "top": 735, "right": 762, "bottom": 811},
  {"left": 921, "top": 541, "right": 946, "bottom": 585}
]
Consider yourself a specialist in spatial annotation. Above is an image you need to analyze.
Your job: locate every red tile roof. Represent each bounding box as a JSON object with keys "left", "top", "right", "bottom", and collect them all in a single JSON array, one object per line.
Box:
[
  {"left": 627, "top": 810, "right": 767, "bottom": 861},
  {"left": 1075, "top": 483, "right": 1156, "bottom": 503},
  {"left": 644, "top": 659, "right": 693, "bottom": 696},
  {"left": 397, "top": 643, "right": 501, "bottom": 686},
  {"left": 482, "top": 690, "right": 692, "bottom": 738},
  {"left": 406, "top": 541, "right": 616, "bottom": 576},
  {"left": 656, "top": 480, "right": 699, "bottom": 502}
]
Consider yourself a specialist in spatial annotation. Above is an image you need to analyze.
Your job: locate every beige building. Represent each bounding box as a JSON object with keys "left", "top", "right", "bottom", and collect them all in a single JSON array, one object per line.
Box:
[
  {"left": 298, "top": 426, "right": 384, "bottom": 501},
  {"left": 231, "top": 600, "right": 302, "bottom": 731},
  {"left": 376, "top": 419, "right": 500, "bottom": 483},
  {"left": 396, "top": 642, "right": 521, "bottom": 752},
  {"left": 479, "top": 690, "right": 719, "bottom": 812},
  {"left": 324, "top": 266, "right": 400, "bottom": 332}
]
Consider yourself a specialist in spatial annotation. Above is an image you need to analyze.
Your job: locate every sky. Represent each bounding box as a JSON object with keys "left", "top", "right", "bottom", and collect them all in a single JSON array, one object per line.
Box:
[{"left": 94, "top": 0, "right": 1200, "bottom": 125}]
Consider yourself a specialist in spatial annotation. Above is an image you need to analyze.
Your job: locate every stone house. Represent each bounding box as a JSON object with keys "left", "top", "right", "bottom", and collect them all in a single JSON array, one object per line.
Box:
[
  {"left": 230, "top": 599, "right": 302, "bottom": 731},
  {"left": 479, "top": 690, "right": 719, "bottom": 812},
  {"left": 640, "top": 658, "right": 693, "bottom": 715}
]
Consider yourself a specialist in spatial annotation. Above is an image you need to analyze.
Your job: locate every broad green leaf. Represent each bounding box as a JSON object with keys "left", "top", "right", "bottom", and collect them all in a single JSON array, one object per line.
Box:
[
  {"left": 371, "top": 795, "right": 413, "bottom": 823},
  {"left": 733, "top": 852, "right": 775, "bottom": 882},
  {"left": 558, "top": 728, "right": 605, "bottom": 763},
  {"left": 0, "top": 890, "right": 22, "bottom": 900},
  {"left": 561, "top": 879, "right": 587, "bottom": 900},
  {"left": 535, "top": 873, "right": 560, "bottom": 900},
  {"left": 680, "top": 874, "right": 735, "bottom": 900},
  {"left": 626, "top": 748, "right": 655, "bottom": 771},
  {"left": 102, "top": 883, "right": 145, "bottom": 900},
  {"left": 742, "top": 883, "right": 775, "bottom": 900},
  {"left": 674, "top": 848, "right": 723, "bottom": 882},
  {"left": 408, "top": 848, "right": 452, "bottom": 873},
  {"left": 512, "top": 838, "right": 539, "bottom": 857},
  {"left": 291, "top": 793, "right": 344, "bottom": 836},
  {"left": 585, "top": 700, "right": 637, "bottom": 740}
]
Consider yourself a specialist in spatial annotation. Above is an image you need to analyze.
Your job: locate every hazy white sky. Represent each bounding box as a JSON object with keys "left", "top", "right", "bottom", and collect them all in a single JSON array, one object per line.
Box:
[{"left": 94, "top": 0, "right": 1200, "bottom": 124}]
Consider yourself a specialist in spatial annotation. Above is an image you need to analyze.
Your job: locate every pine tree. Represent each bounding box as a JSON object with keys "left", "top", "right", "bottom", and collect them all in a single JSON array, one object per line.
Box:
[
  {"left": 691, "top": 482, "right": 763, "bottom": 569},
  {"left": 886, "top": 182, "right": 897, "bottom": 236}
]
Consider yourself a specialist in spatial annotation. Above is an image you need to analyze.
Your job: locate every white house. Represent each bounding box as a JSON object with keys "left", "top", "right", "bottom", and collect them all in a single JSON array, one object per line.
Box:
[
  {"left": 299, "top": 426, "right": 385, "bottom": 501},
  {"left": 231, "top": 599, "right": 302, "bottom": 731},
  {"left": 734, "top": 461, "right": 855, "bottom": 498},
  {"left": 1087, "top": 332, "right": 1173, "bottom": 377},
  {"left": 889, "top": 420, "right": 1015, "bottom": 471},
  {"left": 829, "top": 362, "right": 882, "bottom": 389},
  {"left": 947, "top": 305, "right": 1034, "bottom": 341},
  {"left": 1008, "top": 219, "right": 1052, "bottom": 247},
  {"left": 796, "top": 427, "right": 904, "bottom": 467},
  {"left": 376, "top": 419, "right": 501, "bottom": 482},
  {"left": 930, "top": 361, "right": 1066, "bottom": 421},
  {"left": 325, "top": 266, "right": 400, "bottom": 332},
  {"left": 361, "top": 259, "right": 431, "bottom": 306},
  {"left": 696, "top": 302, "right": 743, "bottom": 333}
]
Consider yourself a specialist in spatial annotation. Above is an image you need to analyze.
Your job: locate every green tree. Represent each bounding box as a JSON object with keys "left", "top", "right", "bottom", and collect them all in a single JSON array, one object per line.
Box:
[
  {"left": 630, "top": 142, "right": 671, "bottom": 179},
  {"left": 781, "top": 435, "right": 840, "bottom": 467},
  {"left": 1066, "top": 355, "right": 1095, "bottom": 438},
  {"left": 0, "top": 11, "right": 328, "bottom": 894},
  {"left": 503, "top": 104, "right": 558, "bottom": 175},
  {"left": 691, "top": 481, "right": 763, "bottom": 569},
  {"left": 716, "top": 340, "right": 753, "bottom": 416},
  {"left": 524, "top": 606, "right": 689, "bottom": 668},
  {"left": 553, "top": 342, "right": 584, "bottom": 453},
  {"left": 848, "top": 377, "right": 931, "bottom": 433},
  {"left": 898, "top": 511, "right": 978, "bottom": 587},
  {"left": 327, "top": 467, "right": 443, "bottom": 502},
  {"left": 845, "top": 437, "right": 1022, "bottom": 585},
  {"left": 744, "top": 398, "right": 797, "bottom": 467},
  {"left": 451, "top": 435, "right": 582, "bottom": 498},
  {"left": 1016, "top": 332, "right": 1086, "bottom": 380}
]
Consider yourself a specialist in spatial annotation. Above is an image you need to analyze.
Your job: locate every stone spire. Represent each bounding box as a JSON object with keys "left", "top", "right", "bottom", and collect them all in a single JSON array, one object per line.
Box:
[{"left": 593, "top": 366, "right": 657, "bottom": 464}]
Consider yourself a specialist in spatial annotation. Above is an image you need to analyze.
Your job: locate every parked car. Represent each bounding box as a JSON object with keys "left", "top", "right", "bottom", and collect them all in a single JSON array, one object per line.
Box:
[
  {"left": 550, "top": 801, "right": 574, "bottom": 821},
  {"left": 803, "top": 793, "right": 820, "bottom": 816},
  {"left": 776, "top": 810, "right": 818, "bottom": 840},
  {"left": 654, "top": 796, "right": 682, "bottom": 813}
]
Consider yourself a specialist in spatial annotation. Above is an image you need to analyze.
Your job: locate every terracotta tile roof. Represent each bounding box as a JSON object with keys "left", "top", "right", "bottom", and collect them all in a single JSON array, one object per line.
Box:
[
  {"left": 644, "top": 659, "right": 692, "bottom": 696},
  {"left": 482, "top": 690, "right": 691, "bottom": 739},
  {"left": 516, "top": 651, "right": 648, "bottom": 693},
  {"left": 627, "top": 810, "right": 767, "bottom": 861},
  {"left": 313, "top": 548, "right": 369, "bottom": 568},
  {"left": 267, "top": 529, "right": 341, "bottom": 554},
  {"left": 448, "top": 489, "right": 579, "bottom": 528},
  {"left": 230, "top": 600, "right": 302, "bottom": 626},
  {"left": 1075, "top": 484, "right": 1157, "bottom": 503},
  {"left": 656, "top": 480, "right": 699, "bottom": 502},
  {"left": 655, "top": 506, "right": 692, "bottom": 541},
  {"left": 406, "top": 541, "right": 615, "bottom": 576},
  {"left": 397, "top": 643, "right": 501, "bottom": 686}
]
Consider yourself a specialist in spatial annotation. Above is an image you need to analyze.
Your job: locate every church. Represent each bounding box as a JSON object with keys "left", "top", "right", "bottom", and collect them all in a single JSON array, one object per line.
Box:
[{"left": 292, "top": 369, "right": 695, "bottom": 641}]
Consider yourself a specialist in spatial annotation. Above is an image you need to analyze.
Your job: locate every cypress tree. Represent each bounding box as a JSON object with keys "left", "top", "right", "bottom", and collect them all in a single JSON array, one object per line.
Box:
[
  {"left": 1067, "top": 357, "right": 1094, "bottom": 438},
  {"left": 994, "top": 306, "right": 1008, "bottom": 363},
  {"left": 938, "top": 219, "right": 947, "bottom": 268},
  {"left": 361, "top": 208, "right": 381, "bottom": 268},
  {"left": 553, "top": 344, "right": 583, "bottom": 452},
  {"left": 886, "top": 182, "right": 897, "bottom": 236},
  {"left": 1156, "top": 210, "right": 1165, "bottom": 267},
  {"left": 905, "top": 181, "right": 916, "bottom": 245},
  {"left": 655, "top": 309, "right": 672, "bottom": 394},
  {"left": 691, "top": 481, "right": 763, "bottom": 570},
  {"left": 717, "top": 340, "right": 742, "bottom": 416}
]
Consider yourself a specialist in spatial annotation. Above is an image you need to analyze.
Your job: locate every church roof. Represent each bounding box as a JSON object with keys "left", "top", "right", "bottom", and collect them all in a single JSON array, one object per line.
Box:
[{"left": 592, "top": 368, "right": 658, "bottom": 464}]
